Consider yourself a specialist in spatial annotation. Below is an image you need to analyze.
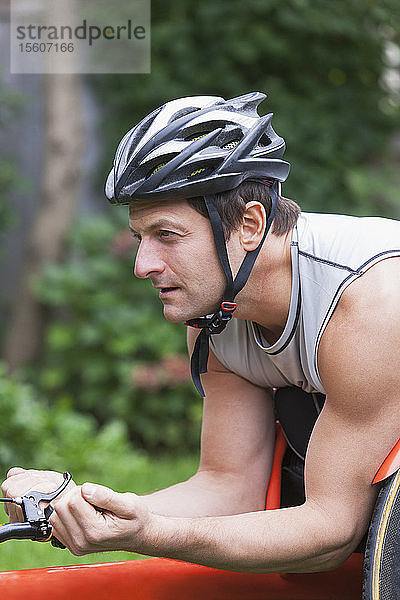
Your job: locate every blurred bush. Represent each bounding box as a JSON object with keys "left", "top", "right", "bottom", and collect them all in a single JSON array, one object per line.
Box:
[
  {"left": 0, "top": 362, "right": 147, "bottom": 483},
  {"left": 30, "top": 212, "right": 202, "bottom": 454}
]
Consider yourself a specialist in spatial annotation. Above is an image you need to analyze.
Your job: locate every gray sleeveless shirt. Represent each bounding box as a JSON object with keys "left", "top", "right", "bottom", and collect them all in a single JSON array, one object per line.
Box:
[{"left": 210, "top": 212, "right": 400, "bottom": 394}]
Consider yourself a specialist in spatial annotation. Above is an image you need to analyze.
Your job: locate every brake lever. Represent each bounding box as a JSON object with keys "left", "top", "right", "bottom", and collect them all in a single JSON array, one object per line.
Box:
[
  {"left": 19, "top": 471, "right": 72, "bottom": 522},
  {"left": 2, "top": 472, "right": 72, "bottom": 545}
]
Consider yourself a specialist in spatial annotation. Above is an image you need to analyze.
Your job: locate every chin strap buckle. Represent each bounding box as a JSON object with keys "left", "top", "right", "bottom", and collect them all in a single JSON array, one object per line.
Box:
[
  {"left": 207, "top": 302, "right": 237, "bottom": 334},
  {"left": 208, "top": 302, "right": 237, "bottom": 334},
  {"left": 185, "top": 301, "right": 237, "bottom": 335},
  {"left": 221, "top": 301, "right": 237, "bottom": 312},
  {"left": 185, "top": 302, "right": 237, "bottom": 335}
]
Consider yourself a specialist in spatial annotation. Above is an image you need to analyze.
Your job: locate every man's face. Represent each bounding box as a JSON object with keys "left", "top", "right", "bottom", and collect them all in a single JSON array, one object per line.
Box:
[{"left": 129, "top": 199, "right": 228, "bottom": 323}]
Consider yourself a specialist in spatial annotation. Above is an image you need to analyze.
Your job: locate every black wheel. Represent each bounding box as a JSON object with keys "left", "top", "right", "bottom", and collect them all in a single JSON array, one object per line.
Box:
[{"left": 363, "top": 469, "right": 400, "bottom": 600}]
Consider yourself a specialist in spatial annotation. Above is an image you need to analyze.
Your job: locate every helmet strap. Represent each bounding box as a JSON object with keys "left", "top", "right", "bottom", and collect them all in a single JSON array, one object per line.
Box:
[{"left": 186, "top": 180, "right": 278, "bottom": 395}]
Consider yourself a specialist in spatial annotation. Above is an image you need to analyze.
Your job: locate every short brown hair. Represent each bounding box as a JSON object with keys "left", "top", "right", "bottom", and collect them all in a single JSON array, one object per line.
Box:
[{"left": 188, "top": 181, "right": 300, "bottom": 239}]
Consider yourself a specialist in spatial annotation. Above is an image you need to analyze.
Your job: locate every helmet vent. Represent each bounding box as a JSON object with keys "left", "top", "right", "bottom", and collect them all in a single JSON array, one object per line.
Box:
[
  {"left": 172, "top": 107, "right": 200, "bottom": 121},
  {"left": 150, "top": 162, "right": 167, "bottom": 176},
  {"left": 258, "top": 134, "right": 272, "bottom": 147},
  {"left": 145, "top": 153, "right": 179, "bottom": 179},
  {"left": 221, "top": 139, "right": 240, "bottom": 150},
  {"left": 187, "top": 167, "right": 206, "bottom": 178},
  {"left": 184, "top": 132, "right": 212, "bottom": 142}
]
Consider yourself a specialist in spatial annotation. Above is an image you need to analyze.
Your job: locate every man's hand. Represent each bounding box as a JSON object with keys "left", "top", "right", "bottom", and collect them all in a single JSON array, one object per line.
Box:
[
  {"left": 49, "top": 483, "right": 153, "bottom": 556},
  {"left": 1, "top": 467, "right": 76, "bottom": 522}
]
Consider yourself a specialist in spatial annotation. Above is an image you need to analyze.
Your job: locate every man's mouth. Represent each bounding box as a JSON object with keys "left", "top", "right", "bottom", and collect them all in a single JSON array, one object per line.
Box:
[{"left": 158, "top": 286, "right": 180, "bottom": 297}]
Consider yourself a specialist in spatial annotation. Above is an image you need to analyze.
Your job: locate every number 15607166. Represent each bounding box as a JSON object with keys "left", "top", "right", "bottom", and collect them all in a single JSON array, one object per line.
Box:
[{"left": 19, "top": 42, "right": 75, "bottom": 52}]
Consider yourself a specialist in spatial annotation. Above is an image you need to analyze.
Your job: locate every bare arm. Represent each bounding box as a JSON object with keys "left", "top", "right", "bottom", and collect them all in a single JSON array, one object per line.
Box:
[{"left": 144, "top": 329, "right": 276, "bottom": 517}]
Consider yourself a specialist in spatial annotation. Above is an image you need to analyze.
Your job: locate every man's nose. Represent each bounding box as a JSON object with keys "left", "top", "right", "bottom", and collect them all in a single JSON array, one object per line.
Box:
[{"left": 134, "top": 241, "right": 164, "bottom": 279}]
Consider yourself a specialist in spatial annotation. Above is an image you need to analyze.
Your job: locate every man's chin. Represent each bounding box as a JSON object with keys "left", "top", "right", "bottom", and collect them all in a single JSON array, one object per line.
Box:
[
  {"left": 162, "top": 305, "right": 188, "bottom": 323},
  {"left": 163, "top": 311, "right": 184, "bottom": 323}
]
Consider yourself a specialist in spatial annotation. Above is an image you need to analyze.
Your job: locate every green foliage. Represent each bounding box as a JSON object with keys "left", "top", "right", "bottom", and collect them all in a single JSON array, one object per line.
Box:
[
  {"left": 31, "top": 213, "right": 202, "bottom": 454},
  {"left": 0, "top": 363, "right": 44, "bottom": 471},
  {"left": 93, "top": 0, "right": 400, "bottom": 217},
  {"left": 346, "top": 163, "right": 400, "bottom": 217},
  {"left": 0, "top": 362, "right": 148, "bottom": 483}
]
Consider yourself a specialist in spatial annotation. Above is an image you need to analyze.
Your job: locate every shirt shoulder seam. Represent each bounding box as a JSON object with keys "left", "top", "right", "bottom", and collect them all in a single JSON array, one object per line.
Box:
[{"left": 298, "top": 249, "right": 361, "bottom": 274}]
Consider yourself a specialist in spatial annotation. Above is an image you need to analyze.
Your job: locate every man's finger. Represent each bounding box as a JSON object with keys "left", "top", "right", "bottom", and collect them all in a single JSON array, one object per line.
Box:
[
  {"left": 7, "top": 467, "right": 26, "bottom": 478},
  {"left": 3, "top": 503, "right": 24, "bottom": 523}
]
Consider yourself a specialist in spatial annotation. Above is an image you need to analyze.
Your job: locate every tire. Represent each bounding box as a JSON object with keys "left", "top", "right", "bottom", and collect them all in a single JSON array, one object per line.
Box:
[{"left": 363, "top": 469, "right": 400, "bottom": 600}]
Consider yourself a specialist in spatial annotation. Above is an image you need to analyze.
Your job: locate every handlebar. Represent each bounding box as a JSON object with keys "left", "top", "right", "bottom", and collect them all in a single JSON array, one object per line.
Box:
[
  {"left": 0, "top": 472, "right": 72, "bottom": 546},
  {"left": 0, "top": 522, "right": 45, "bottom": 542}
]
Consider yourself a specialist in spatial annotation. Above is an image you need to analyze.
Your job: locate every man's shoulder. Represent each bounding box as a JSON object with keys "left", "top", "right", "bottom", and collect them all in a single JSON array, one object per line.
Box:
[
  {"left": 337, "top": 256, "right": 400, "bottom": 314},
  {"left": 318, "top": 255, "right": 400, "bottom": 416},
  {"left": 319, "top": 256, "right": 400, "bottom": 369},
  {"left": 300, "top": 211, "right": 400, "bottom": 233},
  {"left": 297, "top": 212, "right": 400, "bottom": 272}
]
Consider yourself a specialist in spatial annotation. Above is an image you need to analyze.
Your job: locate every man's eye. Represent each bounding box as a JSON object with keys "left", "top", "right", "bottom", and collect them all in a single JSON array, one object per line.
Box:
[{"left": 159, "top": 230, "right": 176, "bottom": 239}]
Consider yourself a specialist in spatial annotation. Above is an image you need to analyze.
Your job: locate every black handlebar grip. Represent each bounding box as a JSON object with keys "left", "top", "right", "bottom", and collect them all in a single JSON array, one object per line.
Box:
[{"left": 0, "top": 522, "right": 37, "bottom": 542}]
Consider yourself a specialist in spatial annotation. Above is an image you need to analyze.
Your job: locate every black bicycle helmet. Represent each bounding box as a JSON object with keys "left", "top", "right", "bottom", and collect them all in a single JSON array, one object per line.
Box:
[{"left": 105, "top": 92, "right": 290, "bottom": 395}]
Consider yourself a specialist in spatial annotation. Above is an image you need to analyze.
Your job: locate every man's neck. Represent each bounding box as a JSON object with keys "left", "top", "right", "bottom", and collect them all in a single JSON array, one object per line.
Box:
[{"left": 233, "top": 230, "right": 294, "bottom": 344}]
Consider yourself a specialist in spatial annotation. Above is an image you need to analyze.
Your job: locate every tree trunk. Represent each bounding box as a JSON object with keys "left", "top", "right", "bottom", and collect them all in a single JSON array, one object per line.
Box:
[{"left": 3, "top": 72, "right": 82, "bottom": 370}]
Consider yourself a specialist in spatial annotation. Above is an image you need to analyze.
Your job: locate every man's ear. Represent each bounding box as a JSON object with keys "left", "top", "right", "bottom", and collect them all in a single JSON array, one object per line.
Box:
[{"left": 240, "top": 202, "right": 266, "bottom": 251}]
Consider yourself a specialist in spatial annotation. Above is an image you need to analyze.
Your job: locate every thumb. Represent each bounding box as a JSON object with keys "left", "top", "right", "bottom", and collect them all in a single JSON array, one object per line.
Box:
[{"left": 81, "top": 483, "right": 135, "bottom": 518}]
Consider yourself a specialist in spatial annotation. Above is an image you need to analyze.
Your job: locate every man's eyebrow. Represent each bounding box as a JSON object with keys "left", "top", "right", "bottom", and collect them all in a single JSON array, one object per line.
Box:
[{"left": 129, "top": 219, "right": 188, "bottom": 235}]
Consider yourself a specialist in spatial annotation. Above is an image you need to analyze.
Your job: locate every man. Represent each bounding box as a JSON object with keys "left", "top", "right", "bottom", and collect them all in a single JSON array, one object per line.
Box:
[{"left": 2, "top": 92, "right": 400, "bottom": 573}]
